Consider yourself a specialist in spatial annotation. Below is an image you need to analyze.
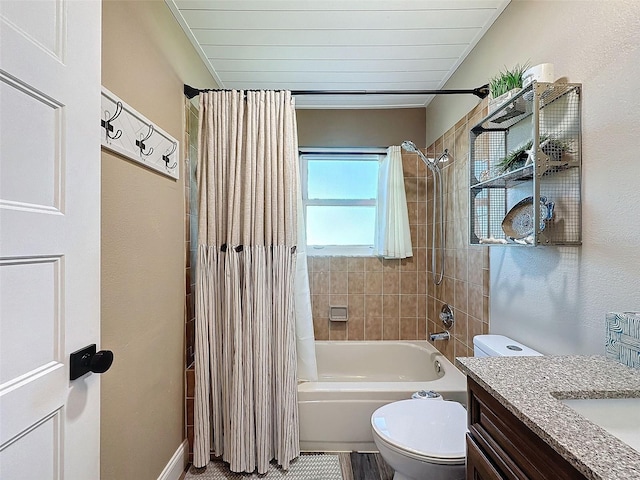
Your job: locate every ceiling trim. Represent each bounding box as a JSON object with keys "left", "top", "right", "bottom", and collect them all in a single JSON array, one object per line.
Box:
[
  {"left": 165, "top": 0, "right": 225, "bottom": 88},
  {"left": 433, "top": 0, "right": 510, "bottom": 92}
]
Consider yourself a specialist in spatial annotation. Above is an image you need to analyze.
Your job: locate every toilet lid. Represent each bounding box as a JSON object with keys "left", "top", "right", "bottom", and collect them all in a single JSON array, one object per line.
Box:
[{"left": 371, "top": 399, "right": 467, "bottom": 463}]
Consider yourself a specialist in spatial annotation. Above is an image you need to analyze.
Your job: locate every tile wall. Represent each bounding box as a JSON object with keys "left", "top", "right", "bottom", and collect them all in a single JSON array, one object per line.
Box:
[
  {"left": 308, "top": 100, "right": 491, "bottom": 365},
  {"left": 184, "top": 99, "right": 198, "bottom": 462}
]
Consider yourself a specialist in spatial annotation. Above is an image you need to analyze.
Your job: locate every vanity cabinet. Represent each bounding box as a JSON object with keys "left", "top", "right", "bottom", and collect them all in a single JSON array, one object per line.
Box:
[
  {"left": 466, "top": 377, "right": 587, "bottom": 480},
  {"left": 469, "top": 82, "right": 582, "bottom": 246}
]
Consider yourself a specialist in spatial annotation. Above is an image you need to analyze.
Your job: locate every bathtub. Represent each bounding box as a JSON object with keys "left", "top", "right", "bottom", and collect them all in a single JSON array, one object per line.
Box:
[{"left": 298, "top": 340, "right": 467, "bottom": 452}]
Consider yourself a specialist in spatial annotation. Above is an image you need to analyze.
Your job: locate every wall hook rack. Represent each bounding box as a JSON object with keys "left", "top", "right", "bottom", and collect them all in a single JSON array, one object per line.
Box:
[
  {"left": 101, "top": 101, "right": 123, "bottom": 140},
  {"left": 101, "top": 87, "right": 179, "bottom": 180},
  {"left": 136, "top": 124, "right": 155, "bottom": 157},
  {"left": 162, "top": 142, "right": 178, "bottom": 169}
]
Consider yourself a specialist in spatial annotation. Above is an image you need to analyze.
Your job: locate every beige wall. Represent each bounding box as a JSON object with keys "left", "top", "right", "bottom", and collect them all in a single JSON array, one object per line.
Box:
[
  {"left": 101, "top": 1, "right": 216, "bottom": 479},
  {"left": 297, "top": 108, "right": 426, "bottom": 148},
  {"left": 425, "top": 0, "right": 640, "bottom": 355}
]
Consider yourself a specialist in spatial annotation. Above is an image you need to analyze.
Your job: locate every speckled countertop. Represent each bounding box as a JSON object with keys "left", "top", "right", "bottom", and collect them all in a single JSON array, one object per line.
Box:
[{"left": 456, "top": 355, "right": 640, "bottom": 480}]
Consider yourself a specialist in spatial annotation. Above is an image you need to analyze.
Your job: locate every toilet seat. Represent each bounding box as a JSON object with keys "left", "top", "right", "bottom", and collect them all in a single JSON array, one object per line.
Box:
[{"left": 371, "top": 399, "right": 467, "bottom": 465}]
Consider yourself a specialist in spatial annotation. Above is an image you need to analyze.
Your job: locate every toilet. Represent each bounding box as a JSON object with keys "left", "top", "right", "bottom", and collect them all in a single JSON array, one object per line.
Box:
[{"left": 371, "top": 335, "right": 542, "bottom": 480}]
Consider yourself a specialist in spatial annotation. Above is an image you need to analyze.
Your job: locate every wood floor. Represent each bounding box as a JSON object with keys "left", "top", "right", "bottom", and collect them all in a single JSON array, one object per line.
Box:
[{"left": 339, "top": 453, "right": 394, "bottom": 480}]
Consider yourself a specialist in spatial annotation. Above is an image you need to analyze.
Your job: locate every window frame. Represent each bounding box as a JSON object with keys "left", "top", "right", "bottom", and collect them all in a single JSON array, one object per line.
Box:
[{"left": 299, "top": 148, "right": 386, "bottom": 257}]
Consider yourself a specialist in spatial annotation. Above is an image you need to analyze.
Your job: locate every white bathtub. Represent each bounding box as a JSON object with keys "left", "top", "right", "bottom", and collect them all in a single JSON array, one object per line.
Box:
[{"left": 298, "top": 341, "right": 467, "bottom": 452}]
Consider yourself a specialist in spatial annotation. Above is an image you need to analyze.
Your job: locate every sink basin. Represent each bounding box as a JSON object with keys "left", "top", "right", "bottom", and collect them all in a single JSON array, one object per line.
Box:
[{"left": 562, "top": 398, "right": 640, "bottom": 453}]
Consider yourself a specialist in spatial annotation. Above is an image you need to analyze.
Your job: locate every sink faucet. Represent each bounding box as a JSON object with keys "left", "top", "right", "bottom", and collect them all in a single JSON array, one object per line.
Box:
[{"left": 429, "top": 331, "right": 450, "bottom": 341}]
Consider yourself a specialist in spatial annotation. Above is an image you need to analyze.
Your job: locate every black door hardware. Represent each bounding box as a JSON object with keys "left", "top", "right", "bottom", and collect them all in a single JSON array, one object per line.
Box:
[{"left": 70, "top": 344, "right": 114, "bottom": 380}]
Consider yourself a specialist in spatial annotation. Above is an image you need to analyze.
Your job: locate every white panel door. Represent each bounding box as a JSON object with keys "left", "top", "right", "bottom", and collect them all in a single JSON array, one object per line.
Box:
[{"left": 0, "top": 1, "right": 101, "bottom": 479}]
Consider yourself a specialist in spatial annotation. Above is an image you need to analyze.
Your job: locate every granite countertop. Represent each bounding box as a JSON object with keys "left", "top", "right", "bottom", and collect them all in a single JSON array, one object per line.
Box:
[{"left": 456, "top": 355, "right": 640, "bottom": 480}]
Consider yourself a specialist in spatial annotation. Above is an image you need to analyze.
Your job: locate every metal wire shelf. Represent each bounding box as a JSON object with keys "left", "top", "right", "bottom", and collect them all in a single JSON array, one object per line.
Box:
[{"left": 469, "top": 82, "right": 582, "bottom": 246}]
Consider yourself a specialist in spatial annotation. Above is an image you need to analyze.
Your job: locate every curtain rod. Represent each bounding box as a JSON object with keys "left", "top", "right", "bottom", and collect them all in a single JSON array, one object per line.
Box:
[{"left": 184, "top": 84, "right": 490, "bottom": 100}]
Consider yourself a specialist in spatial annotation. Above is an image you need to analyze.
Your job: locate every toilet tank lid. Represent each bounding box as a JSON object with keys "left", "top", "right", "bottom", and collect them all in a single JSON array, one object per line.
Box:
[{"left": 473, "top": 334, "right": 542, "bottom": 357}]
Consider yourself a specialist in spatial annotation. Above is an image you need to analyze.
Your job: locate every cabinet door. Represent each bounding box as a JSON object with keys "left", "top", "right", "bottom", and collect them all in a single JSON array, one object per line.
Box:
[{"left": 466, "top": 435, "right": 505, "bottom": 480}]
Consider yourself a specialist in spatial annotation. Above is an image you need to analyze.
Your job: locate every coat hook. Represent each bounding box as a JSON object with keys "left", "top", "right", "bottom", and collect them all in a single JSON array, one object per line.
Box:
[
  {"left": 101, "top": 102, "right": 123, "bottom": 140},
  {"left": 136, "top": 124, "right": 154, "bottom": 156},
  {"left": 162, "top": 141, "right": 177, "bottom": 169}
]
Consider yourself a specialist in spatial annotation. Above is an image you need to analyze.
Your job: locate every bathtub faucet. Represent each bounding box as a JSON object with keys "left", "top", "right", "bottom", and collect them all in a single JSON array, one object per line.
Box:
[{"left": 429, "top": 331, "right": 450, "bottom": 341}]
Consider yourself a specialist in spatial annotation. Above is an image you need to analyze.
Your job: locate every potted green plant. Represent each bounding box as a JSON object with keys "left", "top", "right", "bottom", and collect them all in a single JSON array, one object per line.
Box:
[
  {"left": 489, "top": 63, "right": 529, "bottom": 99},
  {"left": 488, "top": 63, "right": 530, "bottom": 119},
  {"left": 496, "top": 139, "right": 533, "bottom": 173},
  {"left": 496, "top": 135, "right": 573, "bottom": 174}
]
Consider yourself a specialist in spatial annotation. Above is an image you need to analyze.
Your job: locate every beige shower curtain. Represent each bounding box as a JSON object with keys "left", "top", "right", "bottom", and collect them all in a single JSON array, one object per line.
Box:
[{"left": 193, "top": 90, "right": 300, "bottom": 473}]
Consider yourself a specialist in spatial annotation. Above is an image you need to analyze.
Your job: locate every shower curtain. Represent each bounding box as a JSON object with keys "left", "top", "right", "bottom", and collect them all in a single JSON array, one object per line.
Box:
[
  {"left": 373, "top": 145, "right": 413, "bottom": 259},
  {"left": 193, "top": 90, "right": 300, "bottom": 473}
]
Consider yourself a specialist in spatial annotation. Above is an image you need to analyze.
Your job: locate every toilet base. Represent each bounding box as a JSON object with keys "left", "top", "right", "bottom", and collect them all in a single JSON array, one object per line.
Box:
[
  {"left": 392, "top": 472, "right": 411, "bottom": 480},
  {"left": 374, "top": 434, "right": 464, "bottom": 480}
]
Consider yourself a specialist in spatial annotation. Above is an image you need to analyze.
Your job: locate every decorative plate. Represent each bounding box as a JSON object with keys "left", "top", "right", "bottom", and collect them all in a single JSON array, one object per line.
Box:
[{"left": 501, "top": 197, "right": 554, "bottom": 239}]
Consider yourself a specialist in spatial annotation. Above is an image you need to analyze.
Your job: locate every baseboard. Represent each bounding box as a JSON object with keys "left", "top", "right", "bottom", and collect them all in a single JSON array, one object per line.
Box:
[{"left": 157, "top": 440, "right": 188, "bottom": 480}]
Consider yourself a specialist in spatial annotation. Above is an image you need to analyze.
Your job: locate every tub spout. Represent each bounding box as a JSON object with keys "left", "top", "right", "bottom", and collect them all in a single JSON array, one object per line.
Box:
[{"left": 429, "top": 331, "right": 450, "bottom": 341}]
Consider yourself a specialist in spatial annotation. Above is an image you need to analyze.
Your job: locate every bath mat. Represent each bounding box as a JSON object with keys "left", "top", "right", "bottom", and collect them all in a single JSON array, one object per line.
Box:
[{"left": 185, "top": 454, "right": 342, "bottom": 479}]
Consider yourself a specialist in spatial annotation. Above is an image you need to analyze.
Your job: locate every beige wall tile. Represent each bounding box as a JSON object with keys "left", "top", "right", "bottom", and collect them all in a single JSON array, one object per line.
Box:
[
  {"left": 330, "top": 271, "right": 348, "bottom": 295},
  {"left": 400, "top": 272, "right": 417, "bottom": 294},
  {"left": 383, "top": 317, "right": 400, "bottom": 340},
  {"left": 365, "top": 317, "right": 383, "bottom": 340},
  {"left": 347, "top": 317, "right": 365, "bottom": 340},
  {"left": 383, "top": 258, "right": 401, "bottom": 272},
  {"left": 348, "top": 257, "right": 365, "bottom": 272},
  {"left": 454, "top": 280, "right": 468, "bottom": 315},
  {"left": 365, "top": 257, "right": 383, "bottom": 272},
  {"left": 312, "top": 294, "right": 329, "bottom": 320},
  {"left": 331, "top": 257, "right": 349, "bottom": 271},
  {"left": 312, "top": 271, "right": 329, "bottom": 294},
  {"left": 454, "top": 249, "right": 468, "bottom": 281},
  {"left": 400, "top": 317, "right": 418, "bottom": 340},
  {"left": 314, "top": 317, "right": 329, "bottom": 340},
  {"left": 348, "top": 294, "right": 365, "bottom": 318},
  {"left": 400, "top": 294, "right": 418, "bottom": 317},
  {"left": 404, "top": 177, "right": 419, "bottom": 202},
  {"left": 417, "top": 271, "right": 428, "bottom": 296},
  {"left": 330, "top": 294, "right": 348, "bottom": 308},
  {"left": 365, "top": 295, "right": 383, "bottom": 318},
  {"left": 401, "top": 256, "right": 416, "bottom": 272},
  {"left": 364, "top": 271, "right": 383, "bottom": 294},
  {"left": 383, "top": 271, "right": 400, "bottom": 294},
  {"left": 444, "top": 249, "right": 455, "bottom": 279},
  {"left": 348, "top": 271, "right": 365, "bottom": 294},
  {"left": 402, "top": 153, "right": 418, "bottom": 178},
  {"left": 330, "top": 321, "right": 347, "bottom": 340},
  {"left": 453, "top": 312, "right": 468, "bottom": 343},
  {"left": 468, "top": 283, "right": 483, "bottom": 321},
  {"left": 314, "top": 257, "right": 331, "bottom": 272},
  {"left": 383, "top": 295, "right": 399, "bottom": 317}
]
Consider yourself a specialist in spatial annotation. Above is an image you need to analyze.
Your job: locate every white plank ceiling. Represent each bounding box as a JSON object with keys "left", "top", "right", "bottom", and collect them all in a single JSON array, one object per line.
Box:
[{"left": 167, "top": 0, "right": 510, "bottom": 109}]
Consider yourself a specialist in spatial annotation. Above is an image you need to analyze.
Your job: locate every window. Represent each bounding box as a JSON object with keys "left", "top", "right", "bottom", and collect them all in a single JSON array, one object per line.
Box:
[{"left": 300, "top": 150, "right": 383, "bottom": 256}]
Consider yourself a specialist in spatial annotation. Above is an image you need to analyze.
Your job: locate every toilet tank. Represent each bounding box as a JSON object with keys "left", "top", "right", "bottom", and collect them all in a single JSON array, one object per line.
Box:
[{"left": 473, "top": 335, "right": 542, "bottom": 357}]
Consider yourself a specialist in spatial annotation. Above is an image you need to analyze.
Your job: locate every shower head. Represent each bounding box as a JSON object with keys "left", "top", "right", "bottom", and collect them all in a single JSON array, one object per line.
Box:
[
  {"left": 401, "top": 140, "right": 419, "bottom": 154},
  {"left": 402, "top": 140, "right": 441, "bottom": 173}
]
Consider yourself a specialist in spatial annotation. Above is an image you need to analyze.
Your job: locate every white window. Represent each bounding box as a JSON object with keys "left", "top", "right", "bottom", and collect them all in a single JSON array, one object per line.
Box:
[{"left": 300, "top": 149, "right": 384, "bottom": 256}]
